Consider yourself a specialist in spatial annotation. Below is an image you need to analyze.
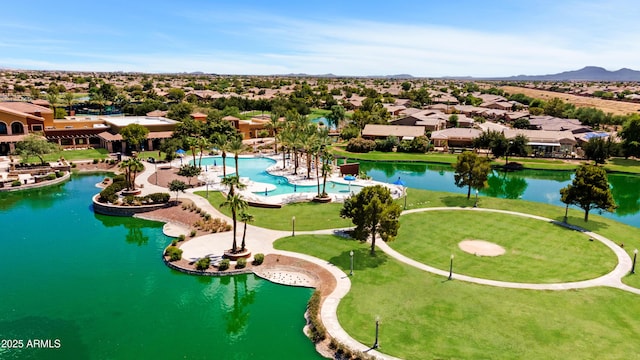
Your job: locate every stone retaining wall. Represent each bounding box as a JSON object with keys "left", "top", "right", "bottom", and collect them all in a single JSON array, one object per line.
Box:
[
  {"left": 92, "top": 194, "right": 171, "bottom": 216},
  {"left": 0, "top": 172, "right": 71, "bottom": 192},
  {"left": 163, "top": 256, "right": 253, "bottom": 277}
]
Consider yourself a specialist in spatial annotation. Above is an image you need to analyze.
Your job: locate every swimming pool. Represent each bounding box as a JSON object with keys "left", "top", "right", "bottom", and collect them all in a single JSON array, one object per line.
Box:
[{"left": 196, "top": 156, "right": 360, "bottom": 196}]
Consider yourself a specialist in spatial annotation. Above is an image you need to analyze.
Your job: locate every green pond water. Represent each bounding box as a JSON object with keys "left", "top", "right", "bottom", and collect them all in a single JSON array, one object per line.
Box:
[{"left": 0, "top": 174, "right": 321, "bottom": 360}]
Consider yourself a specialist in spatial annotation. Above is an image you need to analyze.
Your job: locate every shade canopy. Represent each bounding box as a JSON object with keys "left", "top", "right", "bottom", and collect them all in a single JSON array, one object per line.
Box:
[
  {"left": 176, "top": 149, "right": 186, "bottom": 155},
  {"left": 344, "top": 175, "right": 356, "bottom": 181},
  {"left": 393, "top": 177, "right": 406, "bottom": 186}
]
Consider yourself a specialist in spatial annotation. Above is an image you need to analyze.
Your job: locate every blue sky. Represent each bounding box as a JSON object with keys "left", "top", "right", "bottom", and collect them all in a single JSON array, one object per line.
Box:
[{"left": 1, "top": 0, "right": 639, "bottom": 76}]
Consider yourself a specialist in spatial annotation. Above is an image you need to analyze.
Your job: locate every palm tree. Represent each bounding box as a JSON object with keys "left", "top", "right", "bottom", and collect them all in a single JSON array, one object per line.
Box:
[
  {"left": 119, "top": 159, "right": 132, "bottom": 189},
  {"left": 321, "top": 153, "right": 334, "bottom": 196},
  {"left": 212, "top": 133, "right": 228, "bottom": 177},
  {"left": 227, "top": 137, "right": 244, "bottom": 177},
  {"left": 47, "top": 92, "right": 59, "bottom": 117},
  {"left": 63, "top": 92, "right": 75, "bottom": 114},
  {"left": 265, "top": 113, "right": 281, "bottom": 154},
  {"left": 184, "top": 136, "right": 198, "bottom": 166},
  {"left": 221, "top": 193, "right": 248, "bottom": 253},
  {"left": 196, "top": 136, "right": 210, "bottom": 168},
  {"left": 239, "top": 212, "right": 254, "bottom": 252},
  {"left": 221, "top": 175, "right": 246, "bottom": 197},
  {"left": 90, "top": 92, "right": 106, "bottom": 115},
  {"left": 128, "top": 157, "right": 144, "bottom": 189}
]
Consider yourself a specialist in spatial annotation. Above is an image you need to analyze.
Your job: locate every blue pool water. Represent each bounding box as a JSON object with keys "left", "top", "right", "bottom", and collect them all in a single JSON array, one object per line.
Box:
[
  {"left": 197, "top": 156, "right": 359, "bottom": 196},
  {"left": 310, "top": 117, "right": 336, "bottom": 130}
]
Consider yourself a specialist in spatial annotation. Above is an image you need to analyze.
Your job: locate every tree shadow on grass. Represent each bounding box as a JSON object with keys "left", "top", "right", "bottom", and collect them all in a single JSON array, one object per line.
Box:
[
  {"left": 329, "top": 247, "right": 388, "bottom": 271},
  {"left": 441, "top": 195, "right": 475, "bottom": 208}
]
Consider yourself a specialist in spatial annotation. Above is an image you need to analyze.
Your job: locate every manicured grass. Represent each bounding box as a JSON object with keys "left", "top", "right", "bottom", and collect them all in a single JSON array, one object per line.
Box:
[
  {"left": 392, "top": 210, "right": 615, "bottom": 282},
  {"left": 606, "top": 158, "right": 640, "bottom": 174},
  {"left": 307, "top": 108, "right": 331, "bottom": 120},
  {"left": 21, "top": 148, "right": 110, "bottom": 163},
  {"left": 136, "top": 150, "right": 167, "bottom": 161},
  {"left": 275, "top": 234, "right": 640, "bottom": 359},
  {"left": 195, "top": 191, "right": 353, "bottom": 231}
]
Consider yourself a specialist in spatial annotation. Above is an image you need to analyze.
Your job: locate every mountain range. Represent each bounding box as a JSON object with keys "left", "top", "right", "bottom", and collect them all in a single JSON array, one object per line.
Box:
[{"left": 491, "top": 66, "right": 640, "bottom": 81}]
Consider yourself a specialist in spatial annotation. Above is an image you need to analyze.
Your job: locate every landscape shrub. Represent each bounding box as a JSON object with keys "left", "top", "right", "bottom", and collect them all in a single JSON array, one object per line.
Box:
[
  {"left": 92, "top": 158, "right": 99, "bottom": 164},
  {"left": 171, "top": 239, "right": 178, "bottom": 246},
  {"left": 165, "top": 246, "right": 182, "bottom": 261},
  {"left": 195, "top": 257, "right": 211, "bottom": 270},
  {"left": 375, "top": 136, "right": 398, "bottom": 152},
  {"left": 218, "top": 259, "right": 230, "bottom": 271},
  {"left": 11, "top": 180, "right": 21, "bottom": 187},
  {"left": 55, "top": 171, "right": 63, "bottom": 178},
  {"left": 253, "top": 253, "right": 265, "bottom": 265},
  {"left": 346, "top": 137, "right": 376, "bottom": 153},
  {"left": 123, "top": 195, "right": 136, "bottom": 205},
  {"left": 178, "top": 234, "right": 186, "bottom": 242},
  {"left": 306, "top": 291, "right": 326, "bottom": 342},
  {"left": 190, "top": 229, "right": 197, "bottom": 237},
  {"left": 146, "top": 192, "right": 170, "bottom": 203},
  {"left": 397, "top": 136, "right": 429, "bottom": 153},
  {"left": 45, "top": 173, "right": 57, "bottom": 181},
  {"left": 71, "top": 162, "right": 77, "bottom": 168},
  {"left": 339, "top": 125, "right": 360, "bottom": 141},
  {"left": 236, "top": 258, "right": 247, "bottom": 269}
]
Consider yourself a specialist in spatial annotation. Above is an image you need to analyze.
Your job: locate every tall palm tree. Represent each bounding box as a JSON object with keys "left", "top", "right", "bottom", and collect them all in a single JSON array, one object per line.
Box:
[
  {"left": 227, "top": 137, "right": 244, "bottom": 177},
  {"left": 47, "top": 92, "right": 59, "bottom": 118},
  {"left": 239, "top": 212, "right": 254, "bottom": 252},
  {"left": 185, "top": 136, "right": 198, "bottom": 166},
  {"left": 221, "top": 193, "right": 248, "bottom": 253},
  {"left": 196, "top": 136, "right": 210, "bottom": 168},
  {"left": 221, "top": 175, "right": 246, "bottom": 197},
  {"left": 63, "top": 92, "right": 75, "bottom": 114},
  {"left": 212, "top": 133, "right": 228, "bottom": 177},
  {"left": 265, "top": 113, "right": 281, "bottom": 154},
  {"left": 90, "top": 92, "right": 105, "bottom": 115}
]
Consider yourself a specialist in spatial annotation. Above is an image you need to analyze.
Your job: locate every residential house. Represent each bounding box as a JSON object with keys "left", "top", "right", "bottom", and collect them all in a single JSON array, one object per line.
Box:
[
  {"left": 430, "top": 128, "right": 482, "bottom": 148},
  {"left": 362, "top": 124, "right": 426, "bottom": 140}
]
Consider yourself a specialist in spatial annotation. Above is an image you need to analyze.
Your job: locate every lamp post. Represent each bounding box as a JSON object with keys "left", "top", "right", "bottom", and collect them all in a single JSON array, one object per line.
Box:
[
  {"left": 632, "top": 249, "right": 638, "bottom": 274},
  {"left": 448, "top": 254, "right": 454, "bottom": 280},
  {"left": 404, "top": 187, "right": 407, "bottom": 210},
  {"left": 373, "top": 316, "right": 380, "bottom": 349},
  {"left": 474, "top": 189, "right": 479, "bottom": 208},
  {"left": 563, "top": 203, "right": 569, "bottom": 223},
  {"left": 154, "top": 161, "right": 158, "bottom": 185},
  {"left": 292, "top": 216, "right": 296, "bottom": 237},
  {"left": 505, "top": 140, "right": 513, "bottom": 167},
  {"left": 349, "top": 250, "right": 354, "bottom": 276}
]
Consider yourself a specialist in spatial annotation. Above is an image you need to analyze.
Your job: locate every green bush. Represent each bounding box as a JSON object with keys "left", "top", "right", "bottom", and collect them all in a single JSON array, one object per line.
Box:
[
  {"left": 190, "top": 229, "right": 197, "bottom": 237},
  {"left": 165, "top": 246, "right": 182, "bottom": 262},
  {"left": 346, "top": 137, "right": 376, "bottom": 153},
  {"left": 171, "top": 239, "right": 178, "bottom": 246},
  {"left": 11, "top": 180, "right": 21, "bottom": 187},
  {"left": 397, "top": 136, "right": 429, "bottom": 153},
  {"left": 113, "top": 174, "right": 126, "bottom": 182},
  {"left": 340, "top": 125, "right": 361, "bottom": 141},
  {"left": 92, "top": 158, "right": 99, "bottom": 164},
  {"left": 195, "top": 257, "right": 211, "bottom": 270},
  {"left": 218, "top": 259, "right": 230, "bottom": 271},
  {"left": 306, "top": 291, "right": 326, "bottom": 342},
  {"left": 375, "top": 136, "right": 398, "bottom": 152},
  {"left": 71, "top": 162, "right": 77, "bottom": 168},
  {"left": 178, "top": 234, "right": 186, "bottom": 242},
  {"left": 146, "top": 192, "right": 170, "bottom": 203},
  {"left": 45, "top": 173, "right": 57, "bottom": 181},
  {"left": 253, "top": 253, "right": 265, "bottom": 265},
  {"left": 55, "top": 171, "right": 63, "bottom": 178},
  {"left": 236, "top": 258, "right": 247, "bottom": 269}
]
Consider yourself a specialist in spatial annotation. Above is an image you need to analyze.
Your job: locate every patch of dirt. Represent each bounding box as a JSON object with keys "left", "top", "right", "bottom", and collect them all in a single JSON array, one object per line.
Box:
[
  {"left": 147, "top": 166, "right": 202, "bottom": 188},
  {"left": 459, "top": 240, "right": 506, "bottom": 256},
  {"left": 500, "top": 85, "right": 640, "bottom": 116}
]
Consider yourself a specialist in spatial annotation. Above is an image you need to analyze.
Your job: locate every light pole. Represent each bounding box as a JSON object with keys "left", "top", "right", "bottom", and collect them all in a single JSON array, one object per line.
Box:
[
  {"left": 505, "top": 140, "right": 513, "bottom": 167},
  {"left": 373, "top": 316, "right": 380, "bottom": 349},
  {"left": 154, "top": 161, "right": 158, "bottom": 185},
  {"left": 448, "top": 254, "right": 454, "bottom": 280},
  {"left": 563, "top": 203, "right": 569, "bottom": 223},
  {"left": 349, "top": 250, "right": 354, "bottom": 276},
  {"left": 292, "top": 216, "right": 296, "bottom": 237},
  {"left": 632, "top": 249, "right": 638, "bottom": 274},
  {"left": 474, "top": 189, "right": 479, "bottom": 208},
  {"left": 404, "top": 187, "right": 407, "bottom": 210}
]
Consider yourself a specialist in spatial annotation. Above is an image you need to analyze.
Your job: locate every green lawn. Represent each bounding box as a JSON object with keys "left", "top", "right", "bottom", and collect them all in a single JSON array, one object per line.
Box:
[
  {"left": 275, "top": 234, "right": 640, "bottom": 359},
  {"left": 195, "top": 191, "right": 353, "bottom": 231},
  {"left": 392, "top": 210, "right": 615, "bottom": 282},
  {"left": 20, "top": 148, "right": 110, "bottom": 163},
  {"left": 307, "top": 108, "right": 331, "bottom": 120}
]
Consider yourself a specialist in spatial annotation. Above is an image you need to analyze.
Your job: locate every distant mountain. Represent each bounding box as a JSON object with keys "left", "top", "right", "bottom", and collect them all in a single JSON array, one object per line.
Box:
[{"left": 494, "top": 66, "right": 640, "bottom": 81}]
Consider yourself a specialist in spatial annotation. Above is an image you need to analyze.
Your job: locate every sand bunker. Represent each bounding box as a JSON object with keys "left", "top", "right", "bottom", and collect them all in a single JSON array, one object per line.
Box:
[{"left": 459, "top": 240, "right": 506, "bottom": 256}]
